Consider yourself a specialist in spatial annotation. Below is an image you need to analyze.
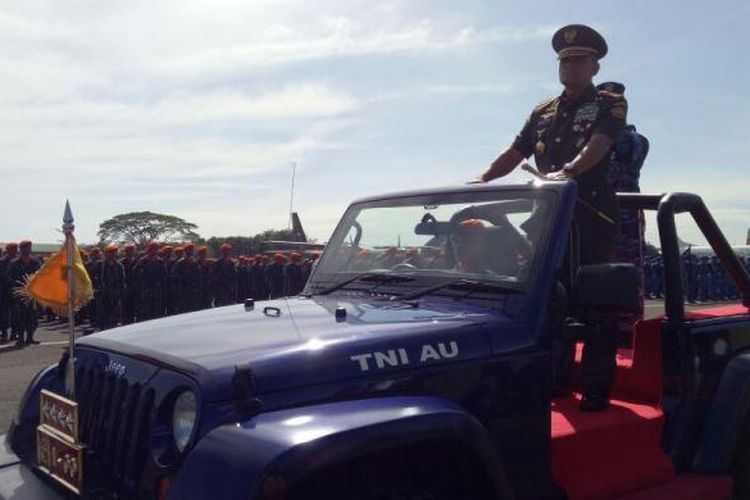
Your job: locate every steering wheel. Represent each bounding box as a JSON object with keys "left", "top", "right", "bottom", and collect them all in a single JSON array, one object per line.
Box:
[{"left": 391, "top": 263, "right": 417, "bottom": 272}]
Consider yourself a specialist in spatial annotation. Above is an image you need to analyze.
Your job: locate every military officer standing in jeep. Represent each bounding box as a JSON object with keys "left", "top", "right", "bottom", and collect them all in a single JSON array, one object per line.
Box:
[{"left": 474, "top": 24, "right": 627, "bottom": 411}]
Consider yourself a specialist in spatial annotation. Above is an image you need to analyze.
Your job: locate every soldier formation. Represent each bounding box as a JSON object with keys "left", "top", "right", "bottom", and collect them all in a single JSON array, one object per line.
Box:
[
  {"left": 0, "top": 240, "right": 320, "bottom": 343},
  {"left": 644, "top": 253, "right": 750, "bottom": 303}
]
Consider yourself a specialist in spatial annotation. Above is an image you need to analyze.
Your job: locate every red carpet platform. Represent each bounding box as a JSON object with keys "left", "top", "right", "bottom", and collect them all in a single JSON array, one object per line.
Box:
[{"left": 550, "top": 305, "right": 745, "bottom": 499}]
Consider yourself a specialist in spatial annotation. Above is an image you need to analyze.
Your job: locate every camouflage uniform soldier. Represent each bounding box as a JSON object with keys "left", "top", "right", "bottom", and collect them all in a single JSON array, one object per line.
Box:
[
  {"left": 250, "top": 255, "right": 269, "bottom": 300},
  {"left": 96, "top": 245, "right": 127, "bottom": 330},
  {"left": 212, "top": 243, "right": 238, "bottom": 306},
  {"left": 267, "top": 253, "right": 287, "bottom": 299},
  {"left": 134, "top": 242, "right": 167, "bottom": 321},
  {"left": 160, "top": 246, "right": 175, "bottom": 316},
  {"left": 237, "top": 256, "right": 250, "bottom": 302},
  {"left": 171, "top": 243, "right": 202, "bottom": 313},
  {"left": 75, "top": 249, "right": 89, "bottom": 325},
  {"left": 0, "top": 242, "right": 18, "bottom": 342},
  {"left": 301, "top": 253, "right": 315, "bottom": 282},
  {"left": 120, "top": 244, "right": 139, "bottom": 324},
  {"left": 196, "top": 246, "right": 213, "bottom": 309},
  {"left": 284, "top": 252, "right": 306, "bottom": 296},
  {"left": 86, "top": 247, "right": 103, "bottom": 328},
  {"left": 8, "top": 241, "right": 41, "bottom": 345}
]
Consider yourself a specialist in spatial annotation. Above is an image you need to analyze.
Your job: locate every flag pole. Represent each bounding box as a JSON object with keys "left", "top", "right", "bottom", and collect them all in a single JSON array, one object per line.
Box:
[{"left": 63, "top": 200, "right": 76, "bottom": 398}]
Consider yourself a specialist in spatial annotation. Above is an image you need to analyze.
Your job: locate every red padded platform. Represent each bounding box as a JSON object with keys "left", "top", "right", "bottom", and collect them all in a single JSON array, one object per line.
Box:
[
  {"left": 572, "top": 317, "right": 664, "bottom": 404},
  {"left": 686, "top": 303, "right": 750, "bottom": 320},
  {"left": 551, "top": 395, "right": 674, "bottom": 499},
  {"left": 552, "top": 304, "right": 746, "bottom": 498},
  {"left": 613, "top": 473, "right": 733, "bottom": 499}
]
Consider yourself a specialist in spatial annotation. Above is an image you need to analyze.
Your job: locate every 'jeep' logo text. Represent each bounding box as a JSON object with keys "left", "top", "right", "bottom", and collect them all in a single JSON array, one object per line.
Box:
[
  {"left": 350, "top": 341, "right": 459, "bottom": 371},
  {"left": 105, "top": 360, "right": 127, "bottom": 377}
]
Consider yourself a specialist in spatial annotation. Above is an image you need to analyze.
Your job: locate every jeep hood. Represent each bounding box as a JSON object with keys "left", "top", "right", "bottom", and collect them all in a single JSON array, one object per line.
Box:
[{"left": 77, "top": 296, "right": 515, "bottom": 401}]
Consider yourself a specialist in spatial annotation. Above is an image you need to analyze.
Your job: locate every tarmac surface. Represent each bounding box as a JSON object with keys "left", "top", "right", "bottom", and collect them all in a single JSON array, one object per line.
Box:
[{"left": 0, "top": 299, "right": 724, "bottom": 433}]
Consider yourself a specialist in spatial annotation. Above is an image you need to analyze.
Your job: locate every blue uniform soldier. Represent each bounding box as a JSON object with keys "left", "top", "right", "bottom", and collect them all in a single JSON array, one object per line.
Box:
[
  {"left": 475, "top": 24, "right": 627, "bottom": 411},
  {"left": 602, "top": 96, "right": 649, "bottom": 331}
]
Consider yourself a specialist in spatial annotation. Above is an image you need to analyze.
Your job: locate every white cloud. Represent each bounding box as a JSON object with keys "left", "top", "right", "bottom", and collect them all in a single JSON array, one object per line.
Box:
[{"left": 0, "top": 0, "right": 558, "bottom": 242}]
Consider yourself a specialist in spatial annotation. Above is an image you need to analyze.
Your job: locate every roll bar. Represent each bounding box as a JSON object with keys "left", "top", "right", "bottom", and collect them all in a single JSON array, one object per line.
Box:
[{"left": 617, "top": 192, "right": 750, "bottom": 322}]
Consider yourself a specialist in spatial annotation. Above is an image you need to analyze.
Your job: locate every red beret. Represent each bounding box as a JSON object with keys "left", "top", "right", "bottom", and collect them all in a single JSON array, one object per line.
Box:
[
  {"left": 105, "top": 244, "right": 118, "bottom": 253},
  {"left": 147, "top": 242, "right": 160, "bottom": 251},
  {"left": 183, "top": 243, "right": 194, "bottom": 251},
  {"left": 459, "top": 218, "right": 487, "bottom": 229},
  {"left": 197, "top": 245, "right": 208, "bottom": 254},
  {"left": 5, "top": 242, "right": 18, "bottom": 250},
  {"left": 124, "top": 243, "right": 136, "bottom": 250},
  {"left": 274, "top": 253, "right": 287, "bottom": 264},
  {"left": 19, "top": 240, "right": 32, "bottom": 248}
]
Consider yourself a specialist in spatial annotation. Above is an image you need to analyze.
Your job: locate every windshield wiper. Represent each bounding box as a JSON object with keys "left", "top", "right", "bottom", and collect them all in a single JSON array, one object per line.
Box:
[
  {"left": 315, "top": 272, "right": 414, "bottom": 295},
  {"left": 393, "top": 278, "right": 521, "bottom": 301}
]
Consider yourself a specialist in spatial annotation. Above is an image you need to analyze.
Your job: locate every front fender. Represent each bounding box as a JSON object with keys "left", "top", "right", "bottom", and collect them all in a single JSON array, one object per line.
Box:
[
  {"left": 6, "top": 363, "right": 64, "bottom": 462},
  {"left": 694, "top": 349, "right": 750, "bottom": 471},
  {"left": 169, "top": 396, "right": 507, "bottom": 500}
]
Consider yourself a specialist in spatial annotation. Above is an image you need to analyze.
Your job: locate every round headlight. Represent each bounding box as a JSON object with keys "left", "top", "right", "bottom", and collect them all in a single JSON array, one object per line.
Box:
[{"left": 172, "top": 391, "right": 197, "bottom": 453}]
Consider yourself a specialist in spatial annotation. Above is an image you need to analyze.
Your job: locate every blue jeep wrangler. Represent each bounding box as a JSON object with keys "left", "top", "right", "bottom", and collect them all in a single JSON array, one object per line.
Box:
[{"left": 2, "top": 181, "right": 750, "bottom": 499}]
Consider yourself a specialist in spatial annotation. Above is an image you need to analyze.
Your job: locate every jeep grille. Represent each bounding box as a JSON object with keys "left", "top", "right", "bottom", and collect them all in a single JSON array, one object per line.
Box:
[{"left": 76, "top": 364, "right": 155, "bottom": 495}]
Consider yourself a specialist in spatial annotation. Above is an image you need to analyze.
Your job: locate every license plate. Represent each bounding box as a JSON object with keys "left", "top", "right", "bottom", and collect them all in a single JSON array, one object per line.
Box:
[
  {"left": 39, "top": 389, "right": 79, "bottom": 441},
  {"left": 36, "top": 389, "right": 85, "bottom": 494},
  {"left": 37, "top": 426, "right": 85, "bottom": 494}
]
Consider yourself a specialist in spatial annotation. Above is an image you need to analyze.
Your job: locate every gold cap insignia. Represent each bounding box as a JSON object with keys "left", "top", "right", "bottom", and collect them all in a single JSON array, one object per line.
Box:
[{"left": 564, "top": 29, "right": 577, "bottom": 44}]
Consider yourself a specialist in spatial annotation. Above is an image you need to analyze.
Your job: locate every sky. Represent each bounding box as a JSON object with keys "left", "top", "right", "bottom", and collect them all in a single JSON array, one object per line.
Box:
[{"left": 0, "top": 0, "right": 748, "bottom": 248}]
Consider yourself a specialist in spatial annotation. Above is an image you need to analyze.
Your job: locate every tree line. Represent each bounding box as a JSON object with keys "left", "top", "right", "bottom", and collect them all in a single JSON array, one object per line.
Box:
[{"left": 96, "top": 211, "right": 306, "bottom": 255}]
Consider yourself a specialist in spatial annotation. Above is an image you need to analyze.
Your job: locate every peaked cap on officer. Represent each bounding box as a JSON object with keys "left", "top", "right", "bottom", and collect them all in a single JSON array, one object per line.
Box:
[{"left": 552, "top": 24, "right": 607, "bottom": 60}]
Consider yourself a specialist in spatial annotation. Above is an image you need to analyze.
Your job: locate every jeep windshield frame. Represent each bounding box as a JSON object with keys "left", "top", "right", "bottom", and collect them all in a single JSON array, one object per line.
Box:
[{"left": 306, "top": 186, "right": 562, "bottom": 310}]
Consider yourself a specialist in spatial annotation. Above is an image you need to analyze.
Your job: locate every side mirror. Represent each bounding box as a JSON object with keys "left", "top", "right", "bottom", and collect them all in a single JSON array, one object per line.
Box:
[{"left": 576, "top": 263, "right": 640, "bottom": 313}]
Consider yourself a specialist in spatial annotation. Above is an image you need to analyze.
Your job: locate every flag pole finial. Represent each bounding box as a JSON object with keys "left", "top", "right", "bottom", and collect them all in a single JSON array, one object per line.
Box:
[
  {"left": 63, "top": 200, "right": 74, "bottom": 233},
  {"left": 63, "top": 200, "right": 76, "bottom": 398}
]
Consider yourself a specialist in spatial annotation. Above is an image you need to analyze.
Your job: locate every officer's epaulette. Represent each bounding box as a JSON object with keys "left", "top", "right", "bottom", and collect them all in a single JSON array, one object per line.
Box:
[{"left": 533, "top": 96, "right": 558, "bottom": 113}]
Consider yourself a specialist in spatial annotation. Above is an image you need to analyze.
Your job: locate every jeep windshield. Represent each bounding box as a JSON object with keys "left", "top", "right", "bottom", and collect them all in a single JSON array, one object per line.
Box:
[{"left": 306, "top": 188, "right": 556, "bottom": 304}]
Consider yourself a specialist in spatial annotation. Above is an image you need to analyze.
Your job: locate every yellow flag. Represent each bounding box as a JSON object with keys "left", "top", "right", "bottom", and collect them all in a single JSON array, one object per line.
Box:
[{"left": 21, "top": 234, "right": 94, "bottom": 316}]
